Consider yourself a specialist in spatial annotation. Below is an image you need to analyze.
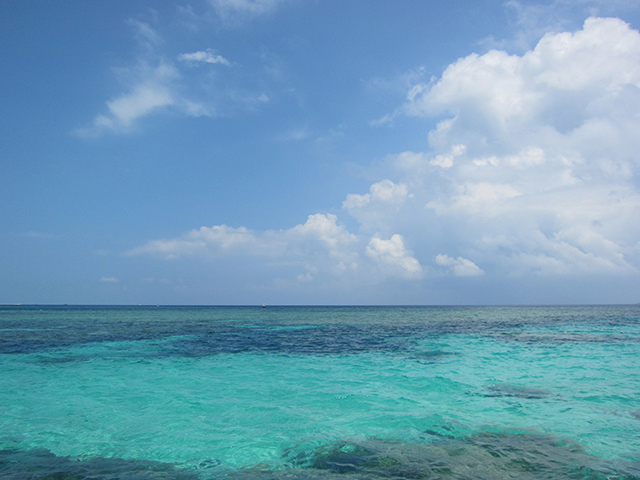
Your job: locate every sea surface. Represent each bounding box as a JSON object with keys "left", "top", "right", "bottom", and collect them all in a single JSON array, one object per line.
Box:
[{"left": 1, "top": 305, "right": 639, "bottom": 479}]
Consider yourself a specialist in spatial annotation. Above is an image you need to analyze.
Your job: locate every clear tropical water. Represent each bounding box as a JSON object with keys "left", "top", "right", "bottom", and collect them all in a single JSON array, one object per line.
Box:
[{"left": 1, "top": 305, "right": 639, "bottom": 479}]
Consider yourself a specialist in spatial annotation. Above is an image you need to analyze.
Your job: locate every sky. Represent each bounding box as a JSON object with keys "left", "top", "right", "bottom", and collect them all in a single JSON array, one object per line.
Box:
[{"left": 2, "top": 0, "right": 640, "bottom": 305}]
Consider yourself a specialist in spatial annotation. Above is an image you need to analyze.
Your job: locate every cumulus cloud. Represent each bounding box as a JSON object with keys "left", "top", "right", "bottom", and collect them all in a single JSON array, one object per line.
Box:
[
  {"left": 435, "top": 255, "right": 484, "bottom": 277},
  {"left": 288, "top": 213, "right": 356, "bottom": 249},
  {"left": 127, "top": 214, "right": 361, "bottom": 279},
  {"left": 430, "top": 144, "right": 465, "bottom": 169},
  {"left": 127, "top": 224, "right": 265, "bottom": 259},
  {"left": 343, "top": 16, "right": 640, "bottom": 282},
  {"left": 388, "top": 17, "right": 640, "bottom": 277},
  {"left": 343, "top": 179, "right": 410, "bottom": 232},
  {"left": 343, "top": 180, "right": 408, "bottom": 209},
  {"left": 407, "top": 17, "right": 640, "bottom": 150},
  {"left": 127, "top": 213, "right": 426, "bottom": 284},
  {"left": 366, "top": 235, "right": 423, "bottom": 279}
]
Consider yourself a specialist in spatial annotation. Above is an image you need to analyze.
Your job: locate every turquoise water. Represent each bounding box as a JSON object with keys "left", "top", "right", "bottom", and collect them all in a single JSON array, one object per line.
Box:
[{"left": 1, "top": 305, "right": 639, "bottom": 479}]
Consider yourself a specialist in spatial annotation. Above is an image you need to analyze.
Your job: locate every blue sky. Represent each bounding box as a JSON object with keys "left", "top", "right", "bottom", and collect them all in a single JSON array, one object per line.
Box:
[{"left": 2, "top": 0, "right": 640, "bottom": 305}]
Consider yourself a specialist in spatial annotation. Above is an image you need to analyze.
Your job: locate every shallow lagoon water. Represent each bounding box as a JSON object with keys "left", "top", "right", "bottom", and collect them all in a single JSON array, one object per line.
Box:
[{"left": 1, "top": 305, "right": 639, "bottom": 479}]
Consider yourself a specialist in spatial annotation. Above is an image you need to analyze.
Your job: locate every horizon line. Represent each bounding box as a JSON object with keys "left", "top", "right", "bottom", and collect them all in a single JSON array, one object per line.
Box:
[{"left": 1, "top": 303, "right": 637, "bottom": 308}]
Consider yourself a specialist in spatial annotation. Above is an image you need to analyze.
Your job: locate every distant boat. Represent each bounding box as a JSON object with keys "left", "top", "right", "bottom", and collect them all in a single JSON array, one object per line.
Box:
[{"left": 262, "top": 304, "right": 266, "bottom": 308}]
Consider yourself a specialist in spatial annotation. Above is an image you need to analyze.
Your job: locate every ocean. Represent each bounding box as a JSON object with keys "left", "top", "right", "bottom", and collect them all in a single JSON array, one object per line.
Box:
[{"left": 0, "top": 305, "right": 639, "bottom": 479}]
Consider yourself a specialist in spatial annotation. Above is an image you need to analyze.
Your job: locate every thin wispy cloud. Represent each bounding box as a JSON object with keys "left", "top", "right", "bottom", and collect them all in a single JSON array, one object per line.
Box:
[
  {"left": 209, "top": 0, "right": 287, "bottom": 22},
  {"left": 74, "top": 63, "right": 181, "bottom": 137},
  {"left": 74, "top": 17, "right": 268, "bottom": 137},
  {"left": 74, "top": 21, "right": 190, "bottom": 137},
  {"left": 178, "top": 49, "right": 231, "bottom": 66},
  {"left": 127, "top": 18, "right": 163, "bottom": 51},
  {"left": 99, "top": 277, "right": 119, "bottom": 283}
]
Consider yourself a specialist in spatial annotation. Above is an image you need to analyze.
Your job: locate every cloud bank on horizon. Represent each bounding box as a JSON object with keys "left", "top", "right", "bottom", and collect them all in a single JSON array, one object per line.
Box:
[{"left": 126, "top": 16, "right": 640, "bottom": 296}]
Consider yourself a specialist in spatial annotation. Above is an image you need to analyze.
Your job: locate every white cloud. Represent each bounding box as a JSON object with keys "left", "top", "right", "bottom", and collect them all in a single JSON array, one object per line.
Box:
[
  {"left": 296, "top": 272, "right": 313, "bottom": 283},
  {"left": 76, "top": 65, "right": 182, "bottom": 137},
  {"left": 426, "top": 182, "right": 522, "bottom": 216},
  {"left": 392, "top": 151, "right": 431, "bottom": 175},
  {"left": 124, "top": 16, "right": 640, "bottom": 299},
  {"left": 408, "top": 17, "right": 640, "bottom": 150},
  {"left": 127, "top": 214, "right": 360, "bottom": 280},
  {"left": 75, "top": 19, "right": 213, "bottom": 137},
  {"left": 95, "top": 80, "right": 175, "bottom": 130},
  {"left": 76, "top": 4, "right": 296, "bottom": 137},
  {"left": 339, "top": 16, "right": 640, "bottom": 286},
  {"left": 343, "top": 180, "right": 408, "bottom": 209},
  {"left": 127, "top": 214, "right": 428, "bottom": 284},
  {"left": 178, "top": 49, "right": 230, "bottom": 66},
  {"left": 288, "top": 213, "right": 356, "bottom": 249},
  {"left": 492, "top": 0, "right": 640, "bottom": 52},
  {"left": 366, "top": 235, "right": 423, "bottom": 279},
  {"left": 435, "top": 254, "right": 484, "bottom": 277},
  {"left": 126, "top": 224, "right": 268, "bottom": 259},
  {"left": 343, "top": 179, "right": 410, "bottom": 232},
  {"left": 388, "top": 17, "right": 640, "bottom": 277},
  {"left": 430, "top": 144, "right": 465, "bottom": 169}
]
